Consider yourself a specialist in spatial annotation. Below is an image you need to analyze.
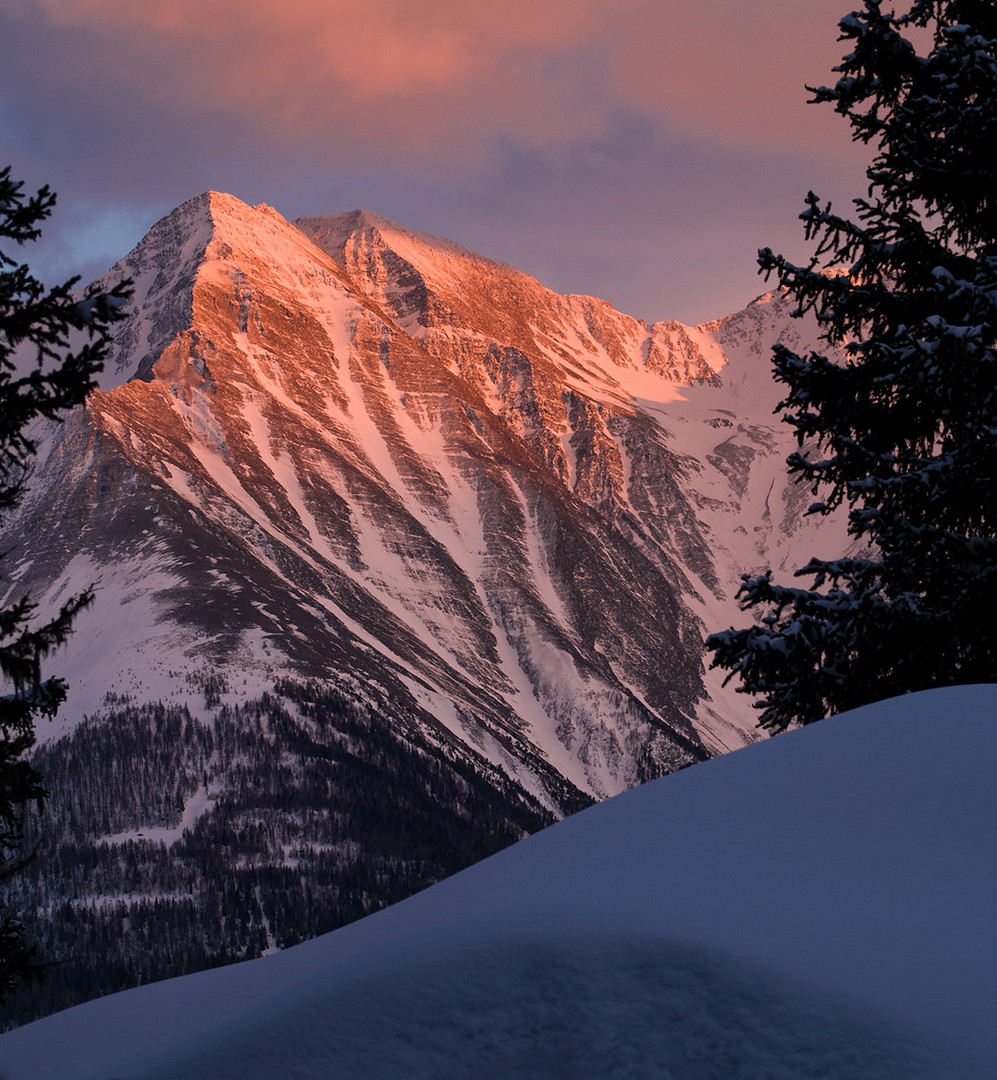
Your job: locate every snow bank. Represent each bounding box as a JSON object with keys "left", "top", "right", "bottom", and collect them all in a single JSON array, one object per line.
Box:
[{"left": 1, "top": 685, "right": 993, "bottom": 1079}]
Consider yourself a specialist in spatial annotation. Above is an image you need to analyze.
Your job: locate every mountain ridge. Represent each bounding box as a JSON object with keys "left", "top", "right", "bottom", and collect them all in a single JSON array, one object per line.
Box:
[
  {"left": 0, "top": 191, "right": 851, "bottom": 1023},
  {"left": 18, "top": 190, "right": 758, "bottom": 790},
  {"left": 13, "top": 190, "right": 847, "bottom": 780}
]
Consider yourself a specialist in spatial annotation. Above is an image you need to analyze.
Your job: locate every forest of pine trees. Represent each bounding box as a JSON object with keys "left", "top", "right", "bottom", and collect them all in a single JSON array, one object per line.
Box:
[{"left": 2, "top": 677, "right": 562, "bottom": 1028}]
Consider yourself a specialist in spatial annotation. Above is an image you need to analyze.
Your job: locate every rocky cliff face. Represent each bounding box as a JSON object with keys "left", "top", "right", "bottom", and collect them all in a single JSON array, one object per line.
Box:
[
  {"left": 10, "top": 194, "right": 841, "bottom": 799},
  {"left": 0, "top": 193, "right": 847, "bottom": 1023}
]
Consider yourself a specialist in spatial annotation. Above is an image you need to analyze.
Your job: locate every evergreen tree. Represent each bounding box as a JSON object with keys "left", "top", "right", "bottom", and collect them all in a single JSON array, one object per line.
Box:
[
  {"left": 707, "top": 1, "right": 997, "bottom": 731},
  {"left": 0, "top": 167, "right": 131, "bottom": 997}
]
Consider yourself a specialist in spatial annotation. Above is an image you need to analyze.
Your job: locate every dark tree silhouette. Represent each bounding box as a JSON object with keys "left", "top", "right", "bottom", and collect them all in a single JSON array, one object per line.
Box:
[
  {"left": 708, "top": 2, "right": 997, "bottom": 730},
  {"left": 0, "top": 166, "right": 131, "bottom": 997}
]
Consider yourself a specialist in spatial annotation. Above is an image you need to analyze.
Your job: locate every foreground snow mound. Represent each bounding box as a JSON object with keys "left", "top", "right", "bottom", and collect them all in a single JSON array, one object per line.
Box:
[
  {"left": 138, "top": 939, "right": 960, "bottom": 1080},
  {"left": 1, "top": 685, "right": 994, "bottom": 1079}
]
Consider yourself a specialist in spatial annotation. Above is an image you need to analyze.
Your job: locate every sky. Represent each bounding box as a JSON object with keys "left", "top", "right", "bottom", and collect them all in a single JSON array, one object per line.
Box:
[{"left": 0, "top": 0, "right": 871, "bottom": 325}]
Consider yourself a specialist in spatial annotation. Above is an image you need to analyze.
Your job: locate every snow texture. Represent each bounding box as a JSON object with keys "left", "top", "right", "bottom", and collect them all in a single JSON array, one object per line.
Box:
[{"left": 1, "top": 684, "right": 993, "bottom": 1079}]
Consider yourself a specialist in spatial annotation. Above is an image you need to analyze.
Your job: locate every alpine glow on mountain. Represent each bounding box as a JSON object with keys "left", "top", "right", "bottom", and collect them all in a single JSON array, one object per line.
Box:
[{"left": 1, "top": 193, "right": 848, "bottom": 1022}]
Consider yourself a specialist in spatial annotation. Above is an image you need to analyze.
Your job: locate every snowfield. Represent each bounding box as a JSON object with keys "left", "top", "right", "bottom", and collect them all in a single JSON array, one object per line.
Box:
[{"left": 1, "top": 684, "right": 994, "bottom": 1079}]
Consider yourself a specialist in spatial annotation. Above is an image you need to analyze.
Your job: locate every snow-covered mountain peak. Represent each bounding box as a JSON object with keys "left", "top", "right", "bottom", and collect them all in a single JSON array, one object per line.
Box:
[
  {"left": 295, "top": 208, "right": 726, "bottom": 424},
  {"left": 294, "top": 208, "right": 500, "bottom": 270},
  {"left": 0, "top": 192, "right": 871, "bottom": 1026},
  {"left": 82, "top": 192, "right": 347, "bottom": 391},
  {"left": 700, "top": 286, "right": 826, "bottom": 416},
  {"left": 5, "top": 193, "right": 848, "bottom": 804},
  {"left": 296, "top": 208, "right": 541, "bottom": 348}
]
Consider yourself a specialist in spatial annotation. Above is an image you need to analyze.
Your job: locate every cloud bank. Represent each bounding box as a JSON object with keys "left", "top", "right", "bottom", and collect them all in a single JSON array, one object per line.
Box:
[{"left": 0, "top": 0, "right": 864, "bottom": 322}]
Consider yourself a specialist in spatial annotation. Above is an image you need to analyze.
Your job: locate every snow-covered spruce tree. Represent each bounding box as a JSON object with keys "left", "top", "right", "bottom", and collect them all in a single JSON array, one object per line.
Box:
[
  {"left": 707, "top": 0, "right": 997, "bottom": 731},
  {"left": 0, "top": 167, "right": 130, "bottom": 998}
]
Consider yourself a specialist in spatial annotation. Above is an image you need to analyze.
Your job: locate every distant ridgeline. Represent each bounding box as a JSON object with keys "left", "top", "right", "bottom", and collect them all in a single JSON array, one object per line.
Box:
[{"left": 3, "top": 679, "right": 562, "bottom": 1028}]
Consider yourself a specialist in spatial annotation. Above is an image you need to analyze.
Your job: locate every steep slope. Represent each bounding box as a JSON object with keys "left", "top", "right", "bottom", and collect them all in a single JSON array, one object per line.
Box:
[
  {"left": 3, "top": 686, "right": 993, "bottom": 1080},
  {"left": 12, "top": 194, "right": 728, "bottom": 800},
  {"left": 297, "top": 208, "right": 849, "bottom": 742},
  {"left": 0, "top": 193, "right": 846, "bottom": 1021},
  {"left": 7, "top": 193, "right": 837, "bottom": 798}
]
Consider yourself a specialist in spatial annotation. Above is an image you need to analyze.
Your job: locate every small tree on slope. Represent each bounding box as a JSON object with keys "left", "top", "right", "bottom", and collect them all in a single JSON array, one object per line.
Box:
[
  {"left": 707, "top": 0, "right": 997, "bottom": 731},
  {"left": 0, "top": 167, "right": 130, "bottom": 997}
]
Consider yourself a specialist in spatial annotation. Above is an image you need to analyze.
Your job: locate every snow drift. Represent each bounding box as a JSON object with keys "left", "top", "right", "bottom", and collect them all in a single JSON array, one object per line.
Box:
[{"left": 1, "top": 684, "right": 993, "bottom": 1079}]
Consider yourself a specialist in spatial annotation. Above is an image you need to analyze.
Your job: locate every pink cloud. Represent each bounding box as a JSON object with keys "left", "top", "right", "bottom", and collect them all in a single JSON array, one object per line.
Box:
[
  {"left": 18, "top": 1, "right": 618, "bottom": 149},
  {"left": 12, "top": 0, "right": 852, "bottom": 163},
  {"left": 2, "top": 0, "right": 871, "bottom": 327},
  {"left": 604, "top": 2, "right": 852, "bottom": 152}
]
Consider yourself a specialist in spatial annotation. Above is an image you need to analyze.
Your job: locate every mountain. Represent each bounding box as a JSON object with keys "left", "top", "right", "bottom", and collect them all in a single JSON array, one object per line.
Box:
[
  {"left": 0, "top": 192, "right": 846, "bottom": 1022},
  {"left": 2, "top": 685, "right": 993, "bottom": 1080}
]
